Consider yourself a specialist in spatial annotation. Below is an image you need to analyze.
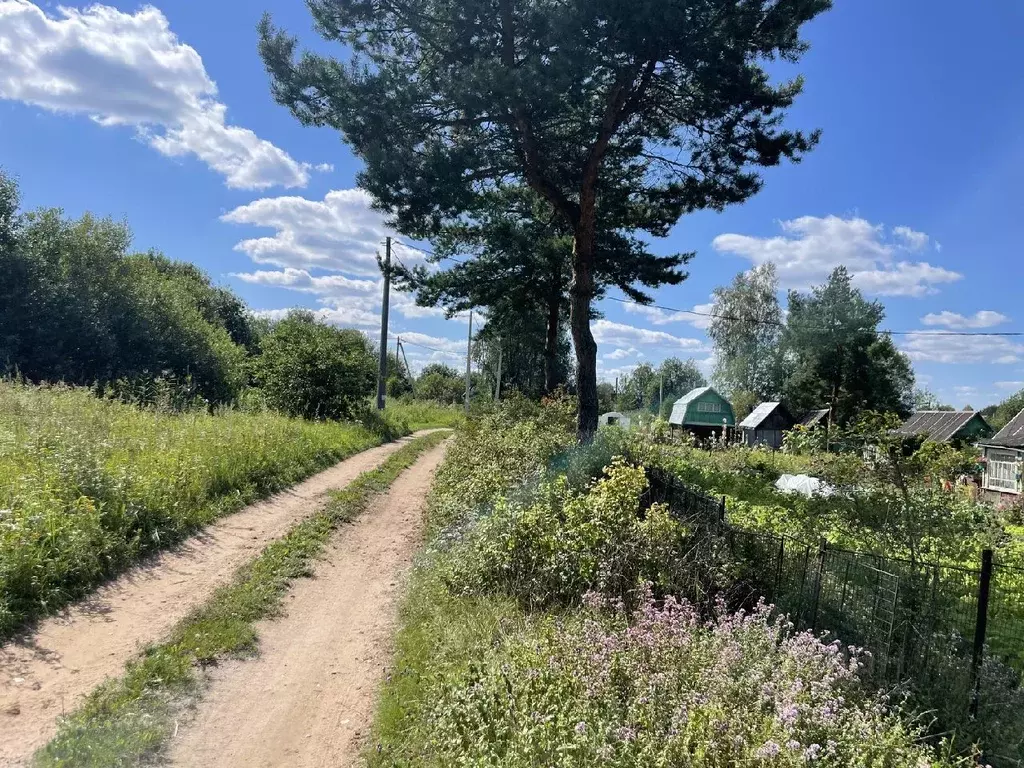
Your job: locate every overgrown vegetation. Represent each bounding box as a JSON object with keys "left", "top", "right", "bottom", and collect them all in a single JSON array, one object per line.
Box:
[
  {"left": 0, "top": 380, "right": 408, "bottom": 638},
  {"left": 36, "top": 430, "right": 448, "bottom": 768},
  {"left": 368, "top": 402, "right": 960, "bottom": 767}
]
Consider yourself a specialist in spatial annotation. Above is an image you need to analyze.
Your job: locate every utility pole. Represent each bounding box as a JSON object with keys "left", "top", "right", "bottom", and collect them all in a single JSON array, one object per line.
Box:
[
  {"left": 495, "top": 337, "right": 503, "bottom": 403},
  {"left": 659, "top": 373, "right": 664, "bottom": 415},
  {"left": 464, "top": 309, "right": 473, "bottom": 414},
  {"left": 375, "top": 237, "right": 391, "bottom": 411}
]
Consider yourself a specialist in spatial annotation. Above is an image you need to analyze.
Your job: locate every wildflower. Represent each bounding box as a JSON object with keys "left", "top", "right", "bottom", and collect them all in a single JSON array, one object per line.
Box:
[
  {"left": 574, "top": 721, "right": 587, "bottom": 735},
  {"left": 756, "top": 740, "right": 781, "bottom": 759}
]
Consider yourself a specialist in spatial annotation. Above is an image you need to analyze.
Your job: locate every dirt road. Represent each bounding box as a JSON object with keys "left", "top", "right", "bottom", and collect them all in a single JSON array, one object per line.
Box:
[
  {"left": 0, "top": 433, "right": 436, "bottom": 767},
  {"left": 167, "top": 441, "right": 446, "bottom": 768}
]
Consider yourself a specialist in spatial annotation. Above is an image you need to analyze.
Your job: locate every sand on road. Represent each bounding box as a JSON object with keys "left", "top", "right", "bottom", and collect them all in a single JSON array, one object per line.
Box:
[{"left": 167, "top": 441, "right": 447, "bottom": 768}]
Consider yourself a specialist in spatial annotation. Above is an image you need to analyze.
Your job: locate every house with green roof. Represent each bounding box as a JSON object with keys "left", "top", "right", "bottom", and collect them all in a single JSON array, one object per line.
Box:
[{"left": 668, "top": 386, "right": 735, "bottom": 439}]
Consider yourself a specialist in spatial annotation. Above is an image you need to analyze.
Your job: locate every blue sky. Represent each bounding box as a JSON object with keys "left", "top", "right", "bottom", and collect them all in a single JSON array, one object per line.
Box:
[{"left": 1, "top": 0, "right": 1022, "bottom": 408}]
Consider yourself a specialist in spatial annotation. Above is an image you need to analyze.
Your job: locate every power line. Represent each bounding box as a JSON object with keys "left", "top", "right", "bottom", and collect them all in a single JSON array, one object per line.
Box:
[
  {"left": 391, "top": 239, "right": 465, "bottom": 264},
  {"left": 605, "top": 296, "right": 1023, "bottom": 338}
]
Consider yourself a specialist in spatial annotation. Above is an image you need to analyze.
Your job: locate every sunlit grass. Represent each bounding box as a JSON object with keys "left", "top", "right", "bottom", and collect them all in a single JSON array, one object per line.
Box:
[{"left": 0, "top": 381, "right": 406, "bottom": 638}]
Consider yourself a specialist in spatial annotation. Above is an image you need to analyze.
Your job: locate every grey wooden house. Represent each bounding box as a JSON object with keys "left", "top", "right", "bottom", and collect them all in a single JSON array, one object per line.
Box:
[
  {"left": 981, "top": 408, "right": 1024, "bottom": 498},
  {"left": 738, "top": 402, "right": 796, "bottom": 449}
]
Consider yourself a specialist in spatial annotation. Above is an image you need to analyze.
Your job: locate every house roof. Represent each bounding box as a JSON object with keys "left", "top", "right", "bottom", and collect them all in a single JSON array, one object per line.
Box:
[
  {"left": 673, "top": 386, "right": 713, "bottom": 408},
  {"left": 799, "top": 409, "right": 830, "bottom": 428},
  {"left": 986, "top": 408, "right": 1024, "bottom": 449},
  {"left": 739, "top": 402, "right": 783, "bottom": 429},
  {"left": 895, "top": 411, "right": 989, "bottom": 443}
]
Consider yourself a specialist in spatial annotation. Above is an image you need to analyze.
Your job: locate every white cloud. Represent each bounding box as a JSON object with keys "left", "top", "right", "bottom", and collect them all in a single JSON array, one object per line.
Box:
[
  {"left": 604, "top": 347, "right": 639, "bottom": 361},
  {"left": 921, "top": 310, "right": 1010, "bottom": 330},
  {"left": 996, "top": 381, "right": 1024, "bottom": 391},
  {"left": 621, "top": 299, "right": 715, "bottom": 330},
  {"left": 0, "top": 1, "right": 319, "bottom": 189},
  {"left": 901, "top": 333, "right": 1024, "bottom": 365},
  {"left": 222, "top": 189, "right": 427, "bottom": 277},
  {"left": 234, "top": 268, "right": 378, "bottom": 296},
  {"left": 892, "top": 226, "right": 930, "bottom": 252},
  {"left": 253, "top": 304, "right": 380, "bottom": 329},
  {"left": 592, "top": 320, "right": 708, "bottom": 353},
  {"left": 712, "top": 215, "right": 962, "bottom": 297}
]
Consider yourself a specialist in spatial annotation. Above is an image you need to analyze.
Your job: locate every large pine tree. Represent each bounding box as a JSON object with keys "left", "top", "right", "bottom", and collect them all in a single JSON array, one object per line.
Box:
[{"left": 259, "top": 0, "right": 829, "bottom": 439}]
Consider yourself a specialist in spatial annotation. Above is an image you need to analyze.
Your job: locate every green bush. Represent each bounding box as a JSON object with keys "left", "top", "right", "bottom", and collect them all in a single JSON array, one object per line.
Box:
[
  {"left": 441, "top": 460, "right": 713, "bottom": 607},
  {"left": 254, "top": 310, "right": 377, "bottom": 421},
  {"left": 0, "top": 177, "right": 252, "bottom": 404}
]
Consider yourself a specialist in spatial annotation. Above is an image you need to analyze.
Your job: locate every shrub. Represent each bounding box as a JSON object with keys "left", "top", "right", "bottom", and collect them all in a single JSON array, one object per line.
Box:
[
  {"left": 423, "top": 589, "right": 953, "bottom": 767},
  {"left": 254, "top": 310, "right": 377, "bottom": 421},
  {"left": 427, "top": 394, "right": 576, "bottom": 532},
  {"left": 441, "top": 460, "right": 721, "bottom": 608}
]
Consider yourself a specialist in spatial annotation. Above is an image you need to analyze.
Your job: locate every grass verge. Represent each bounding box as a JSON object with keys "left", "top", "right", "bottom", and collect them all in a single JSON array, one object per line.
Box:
[
  {"left": 35, "top": 430, "right": 449, "bottom": 768},
  {"left": 368, "top": 566, "right": 526, "bottom": 766},
  {"left": 0, "top": 381, "right": 413, "bottom": 638}
]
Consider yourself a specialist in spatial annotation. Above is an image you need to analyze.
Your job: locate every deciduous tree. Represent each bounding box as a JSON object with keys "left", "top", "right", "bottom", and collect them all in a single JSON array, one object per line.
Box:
[
  {"left": 707, "top": 263, "right": 785, "bottom": 405},
  {"left": 782, "top": 268, "right": 914, "bottom": 424}
]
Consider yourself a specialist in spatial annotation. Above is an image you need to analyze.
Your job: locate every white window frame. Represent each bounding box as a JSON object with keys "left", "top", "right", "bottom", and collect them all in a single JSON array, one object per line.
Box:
[
  {"left": 697, "top": 401, "right": 721, "bottom": 414},
  {"left": 985, "top": 450, "right": 1021, "bottom": 494}
]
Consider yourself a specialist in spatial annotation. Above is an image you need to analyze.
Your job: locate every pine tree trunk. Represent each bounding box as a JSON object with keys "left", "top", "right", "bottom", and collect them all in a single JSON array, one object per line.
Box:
[
  {"left": 544, "top": 297, "right": 561, "bottom": 394},
  {"left": 571, "top": 213, "right": 599, "bottom": 443}
]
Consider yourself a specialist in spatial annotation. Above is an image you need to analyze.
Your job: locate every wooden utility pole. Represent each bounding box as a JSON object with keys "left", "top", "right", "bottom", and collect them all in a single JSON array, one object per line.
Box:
[
  {"left": 495, "top": 338, "right": 503, "bottom": 402},
  {"left": 464, "top": 309, "right": 473, "bottom": 414},
  {"left": 376, "top": 237, "right": 391, "bottom": 410}
]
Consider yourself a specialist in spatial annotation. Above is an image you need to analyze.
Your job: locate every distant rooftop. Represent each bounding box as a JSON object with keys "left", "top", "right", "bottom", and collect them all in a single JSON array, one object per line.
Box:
[
  {"left": 986, "top": 408, "right": 1024, "bottom": 449},
  {"left": 799, "top": 409, "right": 830, "bottom": 428},
  {"left": 895, "top": 410, "right": 989, "bottom": 443}
]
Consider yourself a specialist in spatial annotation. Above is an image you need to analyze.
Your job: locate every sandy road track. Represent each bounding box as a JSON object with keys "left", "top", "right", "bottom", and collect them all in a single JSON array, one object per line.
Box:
[
  {"left": 167, "top": 441, "right": 446, "bottom": 768},
  {"left": 0, "top": 432, "right": 437, "bottom": 767}
]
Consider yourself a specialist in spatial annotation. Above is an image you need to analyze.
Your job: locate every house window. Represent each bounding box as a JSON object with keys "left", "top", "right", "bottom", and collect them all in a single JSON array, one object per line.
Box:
[
  {"left": 607, "top": 416, "right": 619, "bottom": 426},
  {"left": 986, "top": 451, "right": 1020, "bottom": 493},
  {"left": 697, "top": 402, "right": 721, "bottom": 413}
]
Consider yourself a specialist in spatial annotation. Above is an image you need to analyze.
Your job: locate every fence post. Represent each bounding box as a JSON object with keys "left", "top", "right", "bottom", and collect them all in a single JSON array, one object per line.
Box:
[
  {"left": 720, "top": 496, "right": 727, "bottom": 524},
  {"left": 774, "top": 537, "right": 785, "bottom": 600},
  {"left": 970, "top": 549, "right": 994, "bottom": 718},
  {"left": 810, "top": 539, "right": 828, "bottom": 633}
]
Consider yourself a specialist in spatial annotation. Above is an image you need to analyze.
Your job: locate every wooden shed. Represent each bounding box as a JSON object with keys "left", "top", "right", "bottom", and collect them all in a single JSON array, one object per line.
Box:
[
  {"left": 981, "top": 408, "right": 1024, "bottom": 498},
  {"left": 668, "top": 386, "right": 735, "bottom": 439},
  {"left": 738, "top": 402, "right": 796, "bottom": 449},
  {"left": 895, "top": 411, "right": 993, "bottom": 445}
]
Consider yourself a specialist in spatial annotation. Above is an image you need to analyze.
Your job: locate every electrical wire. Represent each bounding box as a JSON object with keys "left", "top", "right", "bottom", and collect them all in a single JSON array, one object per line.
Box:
[
  {"left": 387, "top": 240, "right": 1017, "bottom": 338},
  {"left": 604, "top": 296, "right": 1023, "bottom": 338}
]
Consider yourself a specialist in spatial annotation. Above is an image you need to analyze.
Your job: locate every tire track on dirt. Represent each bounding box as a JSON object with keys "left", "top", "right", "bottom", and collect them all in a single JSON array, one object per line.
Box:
[
  {"left": 0, "top": 432, "right": 438, "bottom": 767},
  {"left": 166, "top": 441, "right": 447, "bottom": 768}
]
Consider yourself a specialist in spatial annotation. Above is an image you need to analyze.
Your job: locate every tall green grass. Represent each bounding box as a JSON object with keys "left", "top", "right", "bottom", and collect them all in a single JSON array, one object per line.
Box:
[
  {"left": 385, "top": 399, "right": 463, "bottom": 430},
  {"left": 0, "top": 381, "right": 405, "bottom": 637}
]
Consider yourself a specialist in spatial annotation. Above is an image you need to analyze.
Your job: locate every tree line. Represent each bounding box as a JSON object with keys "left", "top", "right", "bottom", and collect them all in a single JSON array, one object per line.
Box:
[
  {"left": 0, "top": 170, "right": 473, "bottom": 420},
  {"left": 705, "top": 263, "right": 915, "bottom": 423}
]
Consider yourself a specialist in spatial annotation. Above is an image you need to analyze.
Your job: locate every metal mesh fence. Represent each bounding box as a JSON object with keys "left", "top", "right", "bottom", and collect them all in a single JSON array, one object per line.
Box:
[{"left": 652, "top": 472, "right": 1024, "bottom": 712}]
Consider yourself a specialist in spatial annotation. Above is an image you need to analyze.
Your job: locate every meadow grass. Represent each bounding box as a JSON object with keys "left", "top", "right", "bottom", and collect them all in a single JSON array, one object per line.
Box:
[
  {"left": 385, "top": 399, "right": 464, "bottom": 430},
  {"left": 0, "top": 381, "right": 408, "bottom": 638},
  {"left": 35, "top": 430, "right": 448, "bottom": 768}
]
